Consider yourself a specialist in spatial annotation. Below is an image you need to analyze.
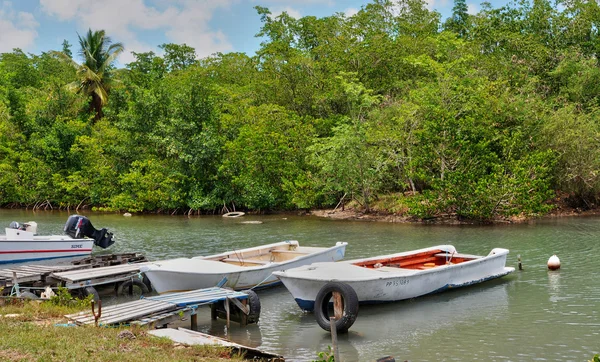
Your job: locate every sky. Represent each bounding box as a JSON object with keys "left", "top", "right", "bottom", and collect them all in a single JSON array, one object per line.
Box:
[{"left": 0, "top": 0, "right": 494, "bottom": 66}]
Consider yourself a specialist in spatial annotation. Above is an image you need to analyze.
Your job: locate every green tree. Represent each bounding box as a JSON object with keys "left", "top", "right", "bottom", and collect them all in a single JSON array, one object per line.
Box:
[
  {"left": 57, "top": 29, "right": 124, "bottom": 121},
  {"left": 309, "top": 74, "right": 382, "bottom": 212},
  {"left": 445, "top": 0, "right": 470, "bottom": 37},
  {"left": 219, "top": 104, "right": 315, "bottom": 210},
  {"left": 61, "top": 39, "right": 72, "bottom": 58},
  {"left": 159, "top": 43, "right": 197, "bottom": 72}
]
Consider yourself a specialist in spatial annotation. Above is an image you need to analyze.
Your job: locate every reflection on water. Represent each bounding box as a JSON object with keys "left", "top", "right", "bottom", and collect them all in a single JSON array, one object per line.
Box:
[
  {"left": 1, "top": 210, "right": 600, "bottom": 361},
  {"left": 548, "top": 270, "right": 561, "bottom": 302},
  {"left": 259, "top": 281, "right": 510, "bottom": 361}
]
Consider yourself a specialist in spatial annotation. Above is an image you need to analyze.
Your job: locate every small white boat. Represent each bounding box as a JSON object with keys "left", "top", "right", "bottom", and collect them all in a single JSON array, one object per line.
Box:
[
  {"left": 141, "top": 240, "right": 348, "bottom": 294},
  {"left": 0, "top": 215, "right": 114, "bottom": 264},
  {"left": 273, "top": 245, "right": 514, "bottom": 312}
]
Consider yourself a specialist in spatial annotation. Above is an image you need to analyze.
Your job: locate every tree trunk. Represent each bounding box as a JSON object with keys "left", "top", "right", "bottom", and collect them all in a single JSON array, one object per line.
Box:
[{"left": 91, "top": 92, "right": 103, "bottom": 122}]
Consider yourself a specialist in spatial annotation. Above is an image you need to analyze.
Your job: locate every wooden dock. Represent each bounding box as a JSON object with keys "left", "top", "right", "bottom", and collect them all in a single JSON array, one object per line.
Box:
[
  {"left": 50, "top": 262, "right": 155, "bottom": 289},
  {"left": 0, "top": 253, "right": 150, "bottom": 296},
  {"left": 148, "top": 328, "right": 284, "bottom": 361},
  {"left": 0, "top": 264, "right": 87, "bottom": 289},
  {"left": 71, "top": 253, "right": 147, "bottom": 267},
  {"left": 65, "top": 287, "right": 254, "bottom": 328}
]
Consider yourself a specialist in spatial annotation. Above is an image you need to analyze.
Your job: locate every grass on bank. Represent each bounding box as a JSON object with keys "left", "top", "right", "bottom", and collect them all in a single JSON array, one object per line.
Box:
[{"left": 0, "top": 296, "right": 244, "bottom": 362}]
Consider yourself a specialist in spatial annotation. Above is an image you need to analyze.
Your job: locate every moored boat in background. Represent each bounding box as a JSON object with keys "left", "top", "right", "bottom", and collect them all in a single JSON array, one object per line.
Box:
[
  {"left": 141, "top": 240, "right": 348, "bottom": 294},
  {"left": 0, "top": 215, "right": 115, "bottom": 264}
]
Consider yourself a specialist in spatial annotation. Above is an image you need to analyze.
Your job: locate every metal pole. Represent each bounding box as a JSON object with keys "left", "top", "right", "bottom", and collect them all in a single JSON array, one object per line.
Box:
[{"left": 12, "top": 272, "right": 19, "bottom": 297}]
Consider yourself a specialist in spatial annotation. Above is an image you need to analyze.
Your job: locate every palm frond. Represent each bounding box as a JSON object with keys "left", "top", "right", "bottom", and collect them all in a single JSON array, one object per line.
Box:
[{"left": 50, "top": 50, "right": 80, "bottom": 70}]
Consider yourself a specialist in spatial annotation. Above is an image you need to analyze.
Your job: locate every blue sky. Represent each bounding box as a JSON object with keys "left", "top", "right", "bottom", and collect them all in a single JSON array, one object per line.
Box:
[{"left": 0, "top": 0, "right": 494, "bottom": 65}]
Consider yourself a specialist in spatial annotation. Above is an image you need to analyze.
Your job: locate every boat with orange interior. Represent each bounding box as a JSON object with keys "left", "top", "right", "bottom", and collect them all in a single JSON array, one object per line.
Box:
[{"left": 274, "top": 244, "right": 514, "bottom": 313}]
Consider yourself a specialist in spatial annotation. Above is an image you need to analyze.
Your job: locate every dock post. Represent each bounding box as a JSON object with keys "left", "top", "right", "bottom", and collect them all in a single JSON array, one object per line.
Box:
[
  {"left": 329, "top": 317, "right": 340, "bottom": 362},
  {"left": 333, "top": 292, "right": 343, "bottom": 320},
  {"left": 92, "top": 300, "right": 102, "bottom": 327},
  {"left": 239, "top": 299, "right": 248, "bottom": 326},
  {"left": 518, "top": 255, "right": 523, "bottom": 270},
  {"left": 224, "top": 297, "right": 230, "bottom": 330},
  {"left": 210, "top": 304, "right": 217, "bottom": 320},
  {"left": 191, "top": 311, "right": 198, "bottom": 330}
]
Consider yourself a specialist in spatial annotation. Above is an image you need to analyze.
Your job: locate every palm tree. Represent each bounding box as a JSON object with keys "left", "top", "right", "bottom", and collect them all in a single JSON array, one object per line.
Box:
[{"left": 56, "top": 29, "right": 124, "bottom": 121}]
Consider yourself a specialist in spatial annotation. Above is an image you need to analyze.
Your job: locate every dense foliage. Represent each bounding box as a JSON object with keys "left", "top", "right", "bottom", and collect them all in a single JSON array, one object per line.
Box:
[{"left": 1, "top": 0, "right": 599, "bottom": 220}]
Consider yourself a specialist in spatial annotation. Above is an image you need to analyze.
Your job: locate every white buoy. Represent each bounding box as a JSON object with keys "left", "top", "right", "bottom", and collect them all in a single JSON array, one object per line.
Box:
[
  {"left": 123, "top": 212, "right": 132, "bottom": 217},
  {"left": 547, "top": 254, "right": 560, "bottom": 270}
]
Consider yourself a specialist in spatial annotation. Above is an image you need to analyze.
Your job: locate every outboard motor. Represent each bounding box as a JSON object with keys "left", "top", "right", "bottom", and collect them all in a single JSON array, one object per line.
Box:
[
  {"left": 64, "top": 215, "right": 115, "bottom": 249},
  {"left": 9, "top": 221, "right": 25, "bottom": 230},
  {"left": 8, "top": 221, "right": 36, "bottom": 233}
]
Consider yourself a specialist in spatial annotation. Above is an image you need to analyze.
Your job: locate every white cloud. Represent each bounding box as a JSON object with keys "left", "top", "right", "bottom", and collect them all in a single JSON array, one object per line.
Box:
[
  {"left": 39, "top": 0, "right": 234, "bottom": 61},
  {"left": 253, "top": 0, "right": 333, "bottom": 5},
  {"left": 270, "top": 6, "right": 302, "bottom": 19},
  {"left": 425, "top": 0, "right": 449, "bottom": 10},
  {"left": 467, "top": 3, "right": 479, "bottom": 15},
  {"left": 0, "top": 3, "right": 39, "bottom": 53},
  {"left": 344, "top": 7, "right": 359, "bottom": 17}
]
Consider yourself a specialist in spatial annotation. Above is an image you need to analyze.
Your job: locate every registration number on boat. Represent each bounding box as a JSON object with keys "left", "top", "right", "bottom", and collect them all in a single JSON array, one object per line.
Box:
[
  {"left": 71, "top": 244, "right": 83, "bottom": 249},
  {"left": 386, "top": 279, "right": 409, "bottom": 287}
]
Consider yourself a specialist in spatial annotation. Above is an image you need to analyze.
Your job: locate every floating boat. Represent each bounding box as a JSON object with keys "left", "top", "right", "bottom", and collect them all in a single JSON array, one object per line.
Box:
[
  {"left": 273, "top": 245, "right": 514, "bottom": 313},
  {"left": 0, "top": 215, "right": 115, "bottom": 264},
  {"left": 140, "top": 240, "right": 348, "bottom": 294}
]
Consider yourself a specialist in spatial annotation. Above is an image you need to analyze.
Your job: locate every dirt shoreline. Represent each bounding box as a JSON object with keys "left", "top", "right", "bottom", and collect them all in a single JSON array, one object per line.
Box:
[{"left": 309, "top": 207, "right": 600, "bottom": 224}]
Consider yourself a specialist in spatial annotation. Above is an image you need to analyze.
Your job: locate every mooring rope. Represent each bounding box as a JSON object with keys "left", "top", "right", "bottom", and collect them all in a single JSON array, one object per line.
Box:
[{"left": 250, "top": 273, "right": 276, "bottom": 290}]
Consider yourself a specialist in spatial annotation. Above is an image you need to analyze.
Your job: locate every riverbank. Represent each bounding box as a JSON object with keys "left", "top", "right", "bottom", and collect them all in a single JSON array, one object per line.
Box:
[
  {"left": 0, "top": 298, "right": 242, "bottom": 362},
  {"left": 3, "top": 192, "right": 599, "bottom": 225},
  {"left": 309, "top": 199, "right": 600, "bottom": 224}
]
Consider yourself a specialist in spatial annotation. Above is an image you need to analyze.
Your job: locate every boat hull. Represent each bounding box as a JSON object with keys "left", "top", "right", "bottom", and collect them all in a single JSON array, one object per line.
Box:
[
  {"left": 142, "top": 242, "right": 348, "bottom": 294},
  {"left": 274, "top": 246, "right": 514, "bottom": 311},
  {"left": 0, "top": 237, "right": 94, "bottom": 264}
]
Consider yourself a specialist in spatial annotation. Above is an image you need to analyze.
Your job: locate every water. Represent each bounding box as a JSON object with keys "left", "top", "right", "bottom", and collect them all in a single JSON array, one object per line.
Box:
[{"left": 1, "top": 210, "right": 599, "bottom": 361}]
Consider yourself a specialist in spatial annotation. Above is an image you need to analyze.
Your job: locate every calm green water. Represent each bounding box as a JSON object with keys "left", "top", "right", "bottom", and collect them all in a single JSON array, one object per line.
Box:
[{"left": 1, "top": 210, "right": 599, "bottom": 361}]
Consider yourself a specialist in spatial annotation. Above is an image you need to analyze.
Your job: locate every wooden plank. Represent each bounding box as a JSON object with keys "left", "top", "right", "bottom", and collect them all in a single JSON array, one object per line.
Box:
[
  {"left": 62, "top": 273, "right": 141, "bottom": 289},
  {"left": 145, "top": 288, "right": 247, "bottom": 307},
  {"left": 7, "top": 266, "right": 51, "bottom": 273},
  {"left": 333, "top": 292, "right": 343, "bottom": 320},
  {"left": 0, "top": 271, "right": 41, "bottom": 283},
  {"left": 271, "top": 250, "right": 308, "bottom": 255},
  {"left": 228, "top": 296, "right": 249, "bottom": 315},
  {"left": 399, "top": 256, "right": 438, "bottom": 267},
  {"left": 133, "top": 307, "right": 193, "bottom": 327},
  {"left": 222, "top": 258, "right": 270, "bottom": 265},
  {"left": 66, "top": 287, "right": 250, "bottom": 327},
  {"left": 0, "top": 269, "right": 38, "bottom": 276},
  {"left": 67, "top": 304, "right": 143, "bottom": 324},
  {"left": 67, "top": 300, "right": 177, "bottom": 325},
  {"left": 0, "top": 270, "right": 37, "bottom": 279},
  {"left": 100, "top": 303, "right": 177, "bottom": 325},
  {"left": 147, "top": 328, "right": 284, "bottom": 361},
  {"left": 52, "top": 262, "right": 153, "bottom": 282},
  {"left": 72, "top": 253, "right": 147, "bottom": 266},
  {"left": 354, "top": 249, "right": 443, "bottom": 267},
  {"left": 67, "top": 299, "right": 158, "bottom": 321}
]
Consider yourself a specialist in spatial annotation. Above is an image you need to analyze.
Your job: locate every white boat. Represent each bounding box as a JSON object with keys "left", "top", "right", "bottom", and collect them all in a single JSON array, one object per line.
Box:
[
  {"left": 273, "top": 245, "right": 514, "bottom": 312},
  {"left": 0, "top": 215, "right": 114, "bottom": 264},
  {"left": 140, "top": 240, "right": 348, "bottom": 294}
]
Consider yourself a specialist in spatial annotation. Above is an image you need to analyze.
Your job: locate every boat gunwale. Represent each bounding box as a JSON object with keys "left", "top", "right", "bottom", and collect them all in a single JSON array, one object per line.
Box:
[
  {"left": 145, "top": 242, "right": 348, "bottom": 275},
  {"left": 274, "top": 247, "right": 510, "bottom": 282}
]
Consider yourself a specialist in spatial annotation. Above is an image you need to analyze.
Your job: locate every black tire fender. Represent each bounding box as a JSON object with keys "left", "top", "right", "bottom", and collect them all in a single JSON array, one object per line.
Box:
[
  {"left": 81, "top": 286, "right": 100, "bottom": 302},
  {"left": 142, "top": 274, "right": 152, "bottom": 292},
  {"left": 242, "top": 289, "right": 261, "bottom": 323},
  {"left": 314, "top": 282, "right": 359, "bottom": 333},
  {"left": 19, "top": 291, "right": 39, "bottom": 300},
  {"left": 116, "top": 279, "right": 150, "bottom": 296}
]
